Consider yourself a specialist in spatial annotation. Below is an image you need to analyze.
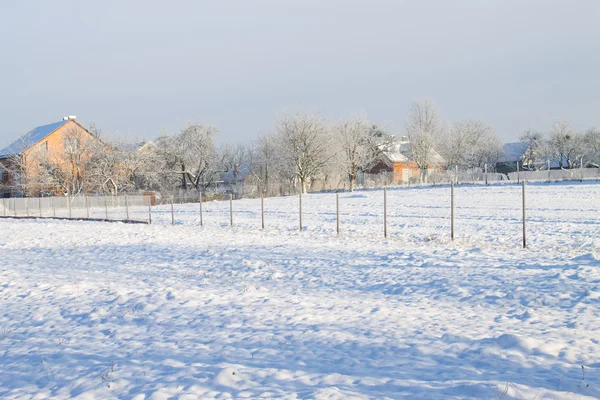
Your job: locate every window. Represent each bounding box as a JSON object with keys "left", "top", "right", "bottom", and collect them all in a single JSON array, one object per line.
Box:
[{"left": 39, "top": 141, "right": 48, "bottom": 153}]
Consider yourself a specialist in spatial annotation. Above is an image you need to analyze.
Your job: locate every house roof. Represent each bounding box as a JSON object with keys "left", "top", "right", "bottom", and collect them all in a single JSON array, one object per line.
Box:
[
  {"left": 383, "top": 140, "right": 445, "bottom": 164},
  {"left": 498, "top": 142, "right": 529, "bottom": 163},
  {"left": 0, "top": 120, "right": 70, "bottom": 159}
]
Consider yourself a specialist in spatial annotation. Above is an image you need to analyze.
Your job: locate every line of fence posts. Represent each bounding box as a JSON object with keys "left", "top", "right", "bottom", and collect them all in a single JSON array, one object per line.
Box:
[{"left": 0, "top": 185, "right": 531, "bottom": 249}]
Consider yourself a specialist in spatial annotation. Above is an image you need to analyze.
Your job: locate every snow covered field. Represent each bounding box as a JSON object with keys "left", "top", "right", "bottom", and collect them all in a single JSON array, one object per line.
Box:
[{"left": 1, "top": 182, "right": 599, "bottom": 399}]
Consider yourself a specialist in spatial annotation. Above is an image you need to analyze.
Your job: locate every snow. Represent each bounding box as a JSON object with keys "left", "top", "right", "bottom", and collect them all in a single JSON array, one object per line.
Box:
[{"left": 1, "top": 182, "right": 599, "bottom": 399}]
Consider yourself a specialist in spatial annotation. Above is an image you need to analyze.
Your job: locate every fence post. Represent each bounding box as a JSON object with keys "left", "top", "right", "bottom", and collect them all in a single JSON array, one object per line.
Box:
[
  {"left": 85, "top": 195, "right": 89, "bottom": 219},
  {"left": 199, "top": 192, "right": 203, "bottom": 227},
  {"left": 148, "top": 196, "right": 152, "bottom": 224},
  {"left": 383, "top": 187, "right": 387, "bottom": 238},
  {"left": 2, "top": 197, "right": 6, "bottom": 217},
  {"left": 26, "top": 198, "right": 29, "bottom": 217},
  {"left": 547, "top": 160, "right": 551, "bottom": 182},
  {"left": 336, "top": 192, "right": 340, "bottom": 235},
  {"left": 261, "top": 191, "right": 265, "bottom": 229},
  {"left": 299, "top": 190, "right": 303, "bottom": 232},
  {"left": 455, "top": 165, "right": 458, "bottom": 185},
  {"left": 125, "top": 194, "right": 129, "bottom": 221},
  {"left": 52, "top": 197, "right": 56, "bottom": 218},
  {"left": 229, "top": 193, "right": 233, "bottom": 227},
  {"left": 451, "top": 182, "right": 455, "bottom": 240},
  {"left": 171, "top": 197, "right": 175, "bottom": 226},
  {"left": 68, "top": 195, "right": 72, "bottom": 219},
  {"left": 13, "top": 197, "right": 17, "bottom": 217},
  {"left": 484, "top": 163, "right": 488, "bottom": 185},
  {"left": 104, "top": 196, "right": 109, "bottom": 220},
  {"left": 39, "top": 197, "right": 42, "bottom": 218},
  {"left": 522, "top": 181, "right": 526, "bottom": 248}
]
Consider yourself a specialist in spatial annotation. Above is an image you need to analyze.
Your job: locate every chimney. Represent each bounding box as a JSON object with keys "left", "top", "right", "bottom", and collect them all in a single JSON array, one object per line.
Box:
[{"left": 63, "top": 115, "right": 77, "bottom": 121}]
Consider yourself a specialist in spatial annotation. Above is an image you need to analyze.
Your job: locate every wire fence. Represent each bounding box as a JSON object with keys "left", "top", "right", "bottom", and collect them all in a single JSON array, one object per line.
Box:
[{"left": 0, "top": 195, "right": 150, "bottom": 223}]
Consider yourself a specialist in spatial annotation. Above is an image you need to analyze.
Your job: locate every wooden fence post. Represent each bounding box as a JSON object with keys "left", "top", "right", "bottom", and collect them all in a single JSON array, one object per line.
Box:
[
  {"left": 52, "top": 197, "right": 56, "bottom": 218},
  {"left": 13, "top": 197, "right": 17, "bottom": 217},
  {"left": 522, "top": 181, "right": 526, "bottom": 248},
  {"left": 229, "top": 193, "right": 233, "bottom": 227},
  {"left": 85, "top": 195, "right": 89, "bottom": 219},
  {"left": 148, "top": 196, "right": 152, "bottom": 224},
  {"left": 104, "top": 196, "right": 109, "bottom": 220},
  {"left": 383, "top": 187, "right": 387, "bottom": 238},
  {"left": 68, "top": 195, "right": 72, "bottom": 219},
  {"left": 484, "top": 163, "right": 488, "bottom": 185},
  {"left": 2, "top": 197, "right": 6, "bottom": 217},
  {"left": 39, "top": 197, "right": 42, "bottom": 218},
  {"left": 125, "top": 194, "right": 130, "bottom": 221},
  {"left": 451, "top": 182, "right": 455, "bottom": 240},
  {"left": 199, "top": 192, "right": 203, "bottom": 227},
  {"left": 171, "top": 197, "right": 175, "bottom": 226},
  {"left": 517, "top": 161, "right": 520, "bottom": 184},
  {"left": 336, "top": 192, "right": 340, "bottom": 235},
  {"left": 299, "top": 190, "right": 303, "bottom": 231},
  {"left": 26, "top": 198, "right": 29, "bottom": 217},
  {"left": 261, "top": 192, "right": 265, "bottom": 229}
]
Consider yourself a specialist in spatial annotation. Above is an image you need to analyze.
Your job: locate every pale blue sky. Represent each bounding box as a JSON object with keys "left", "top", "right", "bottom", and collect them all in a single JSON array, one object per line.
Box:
[{"left": 1, "top": 0, "right": 599, "bottom": 146}]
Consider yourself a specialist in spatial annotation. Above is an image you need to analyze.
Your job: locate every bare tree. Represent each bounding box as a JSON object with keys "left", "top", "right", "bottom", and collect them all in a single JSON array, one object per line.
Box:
[
  {"left": 248, "top": 134, "right": 279, "bottom": 195},
  {"left": 87, "top": 140, "right": 149, "bottom": 194},
  {"left": 583, "top": 127, "right": 600, "bottom": 166},
  {"left": 547, "top": 121, "right": 583, "bottom": 169},
  {"left": 405, "top": 101, "right": 446, "bottom": 182},
  {"left": 155, "top": 124, "right": 217, "bottom": 192},
  {"left": 274, "top": 112, "right": 332, "bottom": 193},
  {"left": 334, "top": 115, "right": 390, "bottom": 191},
  {"left": 519, "top": 130, "right": 546, "bottom": 170},
  {"left": 444, "top": 120, "right": 501, "bottom": 169}
]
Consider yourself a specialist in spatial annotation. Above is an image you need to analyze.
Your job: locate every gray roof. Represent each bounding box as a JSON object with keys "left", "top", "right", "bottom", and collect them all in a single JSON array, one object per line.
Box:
[
  {"left": 0, "top": 120, "right": 69, "bottom": 159},
  {"left": 498, "top": 142, "right": 529, "bottom": 163}
]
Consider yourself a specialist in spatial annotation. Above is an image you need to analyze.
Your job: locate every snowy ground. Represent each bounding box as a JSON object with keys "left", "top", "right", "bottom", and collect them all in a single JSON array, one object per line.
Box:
[{"left": 1, "top": 182, "right": 599, "bottom": 399}]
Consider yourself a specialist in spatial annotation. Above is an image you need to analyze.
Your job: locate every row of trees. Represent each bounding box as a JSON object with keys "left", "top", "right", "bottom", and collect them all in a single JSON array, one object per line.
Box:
[
  {"left": 2, "top": 101, "right": 599, "bottom": 198},
  {"left": 520, "top": 122, "right": 600, "bottom": 170}
]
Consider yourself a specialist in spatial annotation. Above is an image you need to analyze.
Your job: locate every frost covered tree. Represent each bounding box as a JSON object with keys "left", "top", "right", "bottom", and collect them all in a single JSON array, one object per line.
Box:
[
  {"left": 334, "top": 115, "right": 390, "bottom": 191},
  {"left": 547, "top": 121, "right": 584, "bottom": 169},
  {"left": 274, "top": 112, "right": 332, "bottom": 193},
  {"left": 583, "top": 127, "right": 600, "bottom": 166},
  {"left": 405, "top": 101, "right": 446, "bottom": 182},
  {"left": 519, "top": 130, "right": 546, "bottom": 170},
  {"left": 156, "top": 124, "right": 217, "bottom": 191},
  {"left": 248, "top": 134, "right": 280, "bottom": 195},
  {"left": 444, "top": 120, "right": 502, "bottom": 170}
]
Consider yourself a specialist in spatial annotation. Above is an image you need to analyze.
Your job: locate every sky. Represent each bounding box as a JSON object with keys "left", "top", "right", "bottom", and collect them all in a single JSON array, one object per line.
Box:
[{"left": 1, "top": 0, "right": 599, "bottom": 147}]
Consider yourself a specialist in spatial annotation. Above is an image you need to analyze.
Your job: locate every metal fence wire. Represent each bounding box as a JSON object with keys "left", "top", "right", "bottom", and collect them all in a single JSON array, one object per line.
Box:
[{"left": 0, "top": 195, "right": 150, "bottom": 223}]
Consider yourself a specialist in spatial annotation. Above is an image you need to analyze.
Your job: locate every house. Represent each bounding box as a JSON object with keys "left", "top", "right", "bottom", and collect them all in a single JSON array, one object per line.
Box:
[
  {"left": 0, "top": 116, "right": 97, "bottom": 197},
  {"left": 368, "top": 137, "right": 446, "bottom": 183}
]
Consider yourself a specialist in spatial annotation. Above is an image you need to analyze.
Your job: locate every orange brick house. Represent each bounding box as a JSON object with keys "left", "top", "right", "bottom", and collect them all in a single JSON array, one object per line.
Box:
[
  {"left": 0, "top": 116, "right": 97, "bottom": 197},
  {"left": 368, "top": 137, "right": 446, "bottom": 183}
]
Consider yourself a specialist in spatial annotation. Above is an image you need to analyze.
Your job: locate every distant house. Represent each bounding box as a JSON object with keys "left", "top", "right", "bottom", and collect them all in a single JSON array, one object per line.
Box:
[
  {"left": 0, "top": 116, "right": 97, "bottom": 197},
  {"left": 496, "top": 142, "right": 531, "bottom": 174},
  {"left": 368, "top": 137, "right": 445, "bottom": 183}
]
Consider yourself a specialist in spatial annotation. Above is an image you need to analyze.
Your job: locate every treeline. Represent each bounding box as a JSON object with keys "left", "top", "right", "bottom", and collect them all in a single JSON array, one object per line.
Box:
[{"left": 3, "top": 101, "right": 599, "bottom": 198}]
